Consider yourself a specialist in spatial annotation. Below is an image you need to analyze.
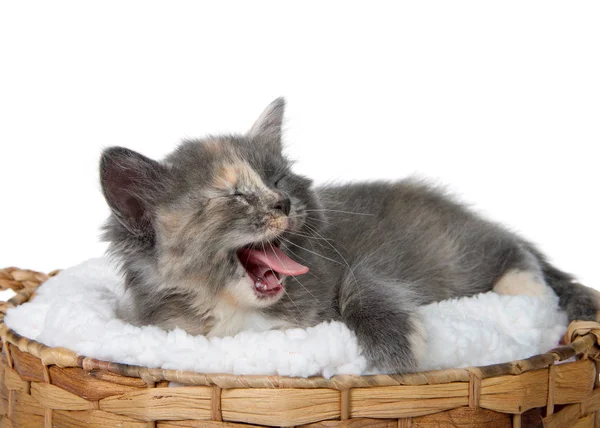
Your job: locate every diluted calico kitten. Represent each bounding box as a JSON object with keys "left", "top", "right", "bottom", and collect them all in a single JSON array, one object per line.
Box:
[{"left": 100, "top": 98, "right": 598, "bottom": 373}]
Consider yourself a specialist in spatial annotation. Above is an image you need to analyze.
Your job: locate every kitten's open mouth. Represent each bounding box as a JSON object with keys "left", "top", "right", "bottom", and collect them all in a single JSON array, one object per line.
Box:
[{"left": 237, "top": 243, "right": 309, "bottom": 298}]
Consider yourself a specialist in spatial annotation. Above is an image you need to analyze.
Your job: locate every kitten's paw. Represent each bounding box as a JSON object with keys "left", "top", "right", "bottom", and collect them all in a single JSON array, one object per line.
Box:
[
  {"left": 360, "top": 315, "right": 428, "bottom": 374},
  {"left": 409, "top": 317, "right": 427, "bottom": 367}
]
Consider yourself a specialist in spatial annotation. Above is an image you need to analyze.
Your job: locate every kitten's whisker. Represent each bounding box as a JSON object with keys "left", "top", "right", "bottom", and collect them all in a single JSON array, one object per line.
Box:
[
  {"left": 281, "top": 288, "right": 304, "bottom": 326},
  {"left": 303, "top": 222, "right": 362, "bottom": 300},
  {"left": 276, "top": 245, "right": 321, "bottom": 281},
  {"left": 303, "top": 223, "right": 345, "bottom": 245},
  {"left": 272, "top": 227, "right": 328, "bottom": 242},
  {"left": 278, "top": 236, "right": 344, "bottom": 266},
  {"left": 303, "top": 223, "right": 355, "bottom": 272},
  {"left": 288, "top": 224, "right": 331, "bottom": 251},
  {"left": 303, "top": 218, "right": 328, "bottom": 232},
  {"left": 304, "top": 209, "right": 375, "bottom": 216},
  {"left": 286, "top": 212, "right": 328, "bottom": 227}
]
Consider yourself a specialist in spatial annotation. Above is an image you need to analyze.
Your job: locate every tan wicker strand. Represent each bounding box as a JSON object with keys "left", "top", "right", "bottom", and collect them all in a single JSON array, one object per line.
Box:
[
  {"left": 45, "top": 407, "right": 53, "bottom": 428},
  {"left": 547, "top": 363, "right": 556, "bottom": 416},
  {"left": 99, "top": 386, "right": 213, "bottom": 421},
  {"left": 31, "top": 382, "right": 96, "bottom": 411},
  {"left": 42, "top": 363, "right": 50, "bottom": 383},
  {"left": 3, "top": 342, "right": 13, "bottom": 370},
  {"left": 467, "top": 369, "right": 481, "bottom": 408},
  {"left": 0, "top": 268, "right": 49, "bottom": 292},
  {"left": 2, "top": 266, "right": 600, "bottom": 428},
  {"left": 6, "top": 387, "right": 14, "bottom": 421},
  {"left": 543, "top": 402, "right": 582, "bottom": 428},
  {"left": 4, "top": 367, "right": 28, "bottom": 392},
  {"left": 397, "top": 418, "right": 412, "bottom": 427},
  {"left": 340, "top": 389, "right": 350, "bottom": 420},
  {"left": 212, "top": 385, "right": 223, "bottom": 421},
  {"left": 512, "top": 413, "right": 522, "bottom": 428},
  {"left": 221, "top": 388, "right": 340, "bottom": 425},
  {"left": 567, "top": 321, "right": 600, "bottom": 344},
  {"left": 584, "top": 389, "right": 600, "bottom": 413}
]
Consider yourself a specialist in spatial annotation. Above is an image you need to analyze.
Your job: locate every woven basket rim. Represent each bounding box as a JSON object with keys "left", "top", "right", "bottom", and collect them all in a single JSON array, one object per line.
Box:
[{"left": 1, "top": 266, "right": 598, "bottom": 390}]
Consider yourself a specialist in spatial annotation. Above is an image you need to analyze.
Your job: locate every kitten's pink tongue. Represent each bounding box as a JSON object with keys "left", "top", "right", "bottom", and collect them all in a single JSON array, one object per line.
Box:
[{"left": 239, "top": 246, "right": 309, "bottom": 289}]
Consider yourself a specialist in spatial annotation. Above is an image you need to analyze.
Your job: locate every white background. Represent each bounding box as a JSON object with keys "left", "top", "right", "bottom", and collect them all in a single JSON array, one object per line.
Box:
[{"left": 1, "top": 1, "right": 599, "bottom": 292}]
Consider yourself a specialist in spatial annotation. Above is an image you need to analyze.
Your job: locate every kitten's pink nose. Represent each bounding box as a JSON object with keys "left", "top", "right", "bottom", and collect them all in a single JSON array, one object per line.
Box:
[{"left": 272, "top": 195, "right": 291, "bottom": 216}]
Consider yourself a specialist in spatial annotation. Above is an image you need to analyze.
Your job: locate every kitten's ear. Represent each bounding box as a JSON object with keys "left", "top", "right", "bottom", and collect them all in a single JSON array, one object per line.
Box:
[
  {"left": 100, "top": 147, "right": 167, "bottom": 234},
  {"left": 247, "top": 97, "right": 285, "bottom": 143}
]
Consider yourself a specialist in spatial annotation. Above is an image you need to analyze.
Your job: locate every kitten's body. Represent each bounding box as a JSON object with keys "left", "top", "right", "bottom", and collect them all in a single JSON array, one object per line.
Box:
[{"left": 101, "top": 98, "right": 598, "bottom": 373}]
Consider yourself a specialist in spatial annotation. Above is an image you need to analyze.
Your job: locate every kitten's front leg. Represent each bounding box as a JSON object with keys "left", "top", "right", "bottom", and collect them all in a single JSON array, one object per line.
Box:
[{"left": 337, "top": 272, "right": 426, "bottom": 373}]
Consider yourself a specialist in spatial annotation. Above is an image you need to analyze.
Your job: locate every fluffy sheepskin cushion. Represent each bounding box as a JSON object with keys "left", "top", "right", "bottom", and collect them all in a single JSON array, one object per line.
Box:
[{"left": 4, "top": 258, "right": 567, "bottom": 378}]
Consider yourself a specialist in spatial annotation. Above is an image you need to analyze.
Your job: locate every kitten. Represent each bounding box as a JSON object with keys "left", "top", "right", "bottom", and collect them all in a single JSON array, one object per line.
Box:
[{"left": 100, "top": 98, "right": 598, "bottom": 373}]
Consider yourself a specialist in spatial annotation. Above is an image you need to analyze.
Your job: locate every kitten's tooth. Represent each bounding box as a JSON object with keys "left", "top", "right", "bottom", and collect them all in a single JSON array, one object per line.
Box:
[{"left": 254, "top": 279, "right": 267, "bottom": 291}]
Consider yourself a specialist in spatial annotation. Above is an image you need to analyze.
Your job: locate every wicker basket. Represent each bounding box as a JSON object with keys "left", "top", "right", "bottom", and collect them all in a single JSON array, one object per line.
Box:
[{"left": 1, "top": 268, "right": 599, "bottom": 427}]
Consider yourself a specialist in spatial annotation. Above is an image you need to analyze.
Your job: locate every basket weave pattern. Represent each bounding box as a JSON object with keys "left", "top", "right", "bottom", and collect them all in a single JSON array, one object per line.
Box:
[{"left": 1, "top": 267, "right": 600, "bottom": 427}]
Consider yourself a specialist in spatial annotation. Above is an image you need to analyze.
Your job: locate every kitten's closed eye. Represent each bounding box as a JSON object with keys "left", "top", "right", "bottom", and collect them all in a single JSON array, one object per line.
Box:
[
  {"left": 232, "top": 191, "right": 251, "bottom": 204},
  {"left": 232, "top": 190, "right": 260, "bottom": 206},
  {"left": 274, "top": 175, "right": 287, "bottom": 188}
]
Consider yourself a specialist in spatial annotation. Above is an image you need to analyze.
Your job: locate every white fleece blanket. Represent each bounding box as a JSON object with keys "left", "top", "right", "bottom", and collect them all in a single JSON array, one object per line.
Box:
[{"left": 4, "top": 258, "right": 568, "bottom": 378}]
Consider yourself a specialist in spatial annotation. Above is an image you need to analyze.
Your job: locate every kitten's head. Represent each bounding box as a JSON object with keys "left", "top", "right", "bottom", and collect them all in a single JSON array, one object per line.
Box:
[{"left": 100, "top": 98, "right": 322, "bottom": 312}]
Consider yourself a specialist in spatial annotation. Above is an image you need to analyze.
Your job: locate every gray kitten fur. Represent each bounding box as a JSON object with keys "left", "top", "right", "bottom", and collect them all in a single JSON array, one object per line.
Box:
[{"left": 100, "top": 98, "right": 598, "bottom": 373}]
